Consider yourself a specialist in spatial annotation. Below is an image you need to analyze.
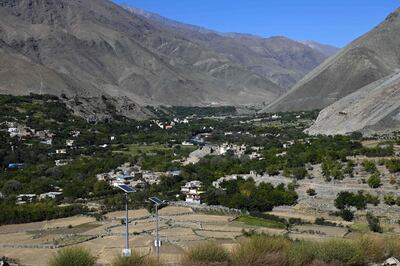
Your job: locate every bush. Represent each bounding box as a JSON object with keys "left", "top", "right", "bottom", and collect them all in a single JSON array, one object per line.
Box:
[
  {"left": 182, "top": 242, "right": 231, "bottom": 265},
  {"left": 385, "top": 159, "right": 400, "bottom": 173},
  {"left": 112, "top": 254, "right": 162, "bottom": 266},
  {"left": 49, "top": 247, "right": 96, "bottom": 266},
  {"left": 287, "top": 241, "right": 316, "bottom": 266},
  {"left": 384, "top": 194, "right": 397, "bottom": 205},
  {"left": 365, "top": 193, "right": 380, "bottom": 206},
  {"left": 313, "top": 239, "right": 361, "bottom": 264},
  {"left": 334, "top": 191, "right": 366, "bottom": 210},
  {"left": 366, "top": 212, "right": 382, "bottom": 233},
  {"left": 306, "top": 188, "right": 316, "bottom": 196},
  {"left": 362, "top": 160, "right": 377, "bottom": 174},
  {"left": 367, "top": 174, "right": 381, "bottom": 188},
  {"left": 233, "top": 235, "right": 290, "bottom": 266},
  {"left": 234, "top": 235, "right": 400, "bottom": 266},
  {"left": 339, "top": 209, "right": 354, "bottom": 221}
]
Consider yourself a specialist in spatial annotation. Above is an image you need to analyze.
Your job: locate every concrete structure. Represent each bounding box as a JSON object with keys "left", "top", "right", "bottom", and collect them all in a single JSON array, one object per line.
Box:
[{"left": 181, "top": 181, "right": 204, "bottom": 204}]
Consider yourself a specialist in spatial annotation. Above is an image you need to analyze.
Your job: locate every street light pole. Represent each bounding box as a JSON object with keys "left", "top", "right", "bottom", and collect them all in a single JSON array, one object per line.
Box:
[
  {"left": 155, "top": 203, "right": 159, "bottom": 260},
  {"left": 148, "top": 197, "right": 165, "bottom": 262},
  {"left": 116, "top": 184, "right": 136, "bottom": 257},
  {"left": 125, "top": 192, "right": 129, "bottom": 252}
]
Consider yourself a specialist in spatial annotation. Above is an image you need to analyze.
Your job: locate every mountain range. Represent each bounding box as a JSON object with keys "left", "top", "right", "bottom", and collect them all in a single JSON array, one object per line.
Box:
[
  {"left": 123, "top": 5, "right": 338, "bottom": 89},
  {"left": 0, "top": 0, "right": 337, "bottom": 120},
  {"left": 262, "top": 8, "right": 400, "bottom": 113},
  {"left": 261, "top": 8, "right": 400, "bottom": 135}
]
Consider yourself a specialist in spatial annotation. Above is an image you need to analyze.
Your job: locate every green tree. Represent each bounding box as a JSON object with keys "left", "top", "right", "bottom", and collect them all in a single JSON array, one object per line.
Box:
[
  {"left": 2, "top": 180, "right": 22, "bottom": 196},
  {"left": 339, "top": 209, "right": 354, "bottom": 221}
]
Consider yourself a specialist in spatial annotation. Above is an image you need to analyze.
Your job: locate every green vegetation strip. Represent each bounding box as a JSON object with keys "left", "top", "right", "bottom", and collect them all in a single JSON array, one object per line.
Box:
[{"left": 237, "top": 215, "right": 286, "bottom": 229}]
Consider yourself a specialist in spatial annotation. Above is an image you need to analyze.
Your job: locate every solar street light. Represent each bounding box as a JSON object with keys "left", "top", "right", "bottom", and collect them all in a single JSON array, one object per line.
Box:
[
  {"left": 117, "top": 184, "right": 136, "bottom": 257},
  {"left": 148, "top": 196, "right": 166, "bottom": 261}
]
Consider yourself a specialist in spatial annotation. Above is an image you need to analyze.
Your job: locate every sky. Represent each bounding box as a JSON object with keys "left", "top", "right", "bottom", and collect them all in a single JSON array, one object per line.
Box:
[{"left": 113, "top": 0, "right": 399, "bottom": 48}]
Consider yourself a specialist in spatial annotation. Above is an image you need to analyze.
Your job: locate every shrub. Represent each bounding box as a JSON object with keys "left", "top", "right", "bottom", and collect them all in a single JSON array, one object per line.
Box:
[
  {"left": 233, "top": 235, "right": 290, "bottom": 266},
  {"left": 112, "top": 254, "right": 162, "bottom": 266},
  {"left": 362, "top": 160, "right": 377, "bottom": 174},
  {"left": 367, "top": 174, "right": 381, "bottom": 188},
  {"left": 339, "top": 209, "right": 354, "bottom": 221},
  {"left": 48, "top": 247, "right": 96, "bottom": 266},
  {"left": 314, "top": 239, "right": 361, "bottom": 264},
  {"left": 384, "top": 194, "right": 397, "bottom": 205},
  {"left": 286, "top": 241, "right": 316, "bottom": 266},
  {"left": 182, "top": 242, "right": 231, "bottom": 265},
  {"left": 385, "top": 159, "right": 400, "bottom": 173},
  {"left": 366, "top": 212, "right": 382, "bottom": 233},
  {"left": 306, "top": 188, "right": 316, "bottom": 196}
]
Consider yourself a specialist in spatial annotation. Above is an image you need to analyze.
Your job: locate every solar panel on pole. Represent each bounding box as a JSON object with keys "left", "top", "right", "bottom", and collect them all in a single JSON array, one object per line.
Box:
[
  {"left": 149, "top": 197, "right": 163, "bottom": 205},
  {"left": 117, "top": 184, "right": 136, "bottom": 193}
]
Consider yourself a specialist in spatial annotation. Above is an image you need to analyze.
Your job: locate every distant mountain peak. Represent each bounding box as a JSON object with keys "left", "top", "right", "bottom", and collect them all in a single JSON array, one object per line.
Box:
[{"left": 121, "top": 3, "right": 337, "bottom": 89}]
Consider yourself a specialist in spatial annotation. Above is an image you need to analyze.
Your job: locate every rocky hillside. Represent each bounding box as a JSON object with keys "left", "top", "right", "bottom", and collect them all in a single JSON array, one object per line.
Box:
[
  {"left": 262, "top": 8, "right": 400, "bottom": 112},
  {"left": 0, "top": 0, "right": 285, "bottom": 112},
  {"left": 306, "top": 72, "right": 400, "bottom": 135},
  {"left": 123, "top": 5, "right": 336, "bottom": 89}
]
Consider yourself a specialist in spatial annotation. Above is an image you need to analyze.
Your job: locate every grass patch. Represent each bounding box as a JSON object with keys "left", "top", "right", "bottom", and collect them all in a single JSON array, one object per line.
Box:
[
  {"left": 48, "top": 247, "right": 96, "bottom": 266},
  {"left": 181, "top": 242, "right": 231, "bottom": 265},
  {"left": 237, "top": 215, "right": 286, "bottom": 229},
  {"left": 350, "top": 222, "right": 370, "bottom": 233},
  {"left": 233, "top": 235, "right": 291, "bottom": 266},
  {"left": 112, "top": 253, "right": 163, "bottom": 266}
]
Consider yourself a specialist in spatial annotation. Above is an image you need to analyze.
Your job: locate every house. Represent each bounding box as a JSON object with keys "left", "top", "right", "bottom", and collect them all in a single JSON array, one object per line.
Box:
[
  {"left": 66, "top": 140, "right": 75, "bottom": 147},
  {"left": 8, "top": 127, "right": 18, "bottom": 137},
  {"left": 168, "top": 170, "right": 182, "bottom": 177},
  {"left": 55, "top": 159, "right": 71, "bottom": 166},
  {"left": 112, "top": 175, "right": 132, "bottom": 187},
  {"left": 16, "top": 194, "right": 37, "bottom": 204},
  {"left": 181, "top": 141, "right": 193, "bottom": 146},
  {"left": 249, "top": 152, "right": 263, "bottom": 160},
  {"left": 40, "top": 139, "right": 53, "bottom": 145},
  {"left": 7, "top": 163, "right": 24, "bottom": 170},
  {"left": 39, "top": 192, "right": 63, "bottom": 200},
  {"left": 71, "top": 131, "right": 81, "bottom": 137},
  {"left": 181, "top": 181, "right": 204, "bottom": 204},
  {"left": 56, "top": 149, "right": 67, "bottom": 154}
]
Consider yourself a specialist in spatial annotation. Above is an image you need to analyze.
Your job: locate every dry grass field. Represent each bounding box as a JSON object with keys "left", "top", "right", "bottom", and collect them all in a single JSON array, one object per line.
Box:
[{"left": 1, "top": 204, "right": 400, "bottom": 265}]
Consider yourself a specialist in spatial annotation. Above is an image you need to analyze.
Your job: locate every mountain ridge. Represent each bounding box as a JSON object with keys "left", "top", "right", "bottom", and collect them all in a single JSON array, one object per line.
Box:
[
  {"left": 261, "top": 7, "right": 400, "bottom": 113},
  {"left": 306, "top": 71, "right": 400, "bottom": 135},
  {"left": 122, "top": 4, "right": 338, "bottom": 89},
  {"left": 0, "top": 0, "right": 289, "bottom": 115}
]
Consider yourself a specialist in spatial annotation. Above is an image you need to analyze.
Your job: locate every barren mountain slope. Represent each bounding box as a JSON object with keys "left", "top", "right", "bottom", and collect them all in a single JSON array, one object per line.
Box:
[
  {"left": 306, "top": 72, "right": 400, "bottom": 135},
  {"left": 0, "top": 0, "right": 282, "bottom": 108},
  {"left": 124, "top": 5, "right": 336, "bottom": 89},
  {"left": 262, "top": 8, "right": 400, "bottom": 112}
]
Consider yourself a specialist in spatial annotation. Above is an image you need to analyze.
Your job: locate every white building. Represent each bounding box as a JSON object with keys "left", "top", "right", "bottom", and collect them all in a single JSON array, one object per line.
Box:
[
  {"left": 39, "top": 192, "right": 63, "bottom": 200},
  {"left": 181, "top": 181, "right": 204, "bottom": 204},
  {"left": 56, "top": 149, "right": 67, "bottom": 154},
  {"left": 66, "top": 140, "right": 75, "bottom": 147}
]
